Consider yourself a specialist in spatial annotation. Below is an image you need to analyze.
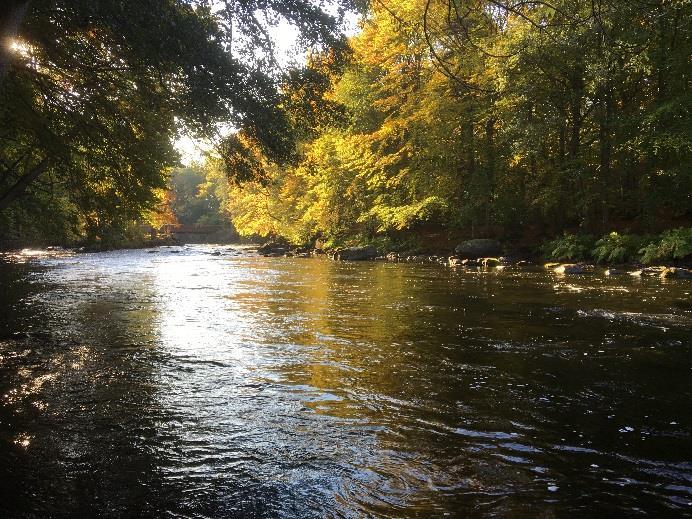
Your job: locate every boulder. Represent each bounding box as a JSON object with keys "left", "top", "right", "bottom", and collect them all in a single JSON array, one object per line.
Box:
[
  {"left": 257, "top": 242, "right": 287, "bottom": 256},
  {"left": 554, "top": 263, "right": 587, "bottom": 275},
  {"left": 454, "top": 239, "right": 502, "bottom": 259},
  {"left": 604, "top": 268, "right": 623, "bottom": 276},
  {"left": 660, "top": 267, "right": 692, "bottom": 279},
  {"left": 332, "top": 246, "right": 378, "bottom": 261}
]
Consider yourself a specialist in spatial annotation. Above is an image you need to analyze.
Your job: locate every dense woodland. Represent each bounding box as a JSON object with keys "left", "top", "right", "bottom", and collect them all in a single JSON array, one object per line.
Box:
[{"left": 1, "top": 1, "right": 690, "bottom": 257}]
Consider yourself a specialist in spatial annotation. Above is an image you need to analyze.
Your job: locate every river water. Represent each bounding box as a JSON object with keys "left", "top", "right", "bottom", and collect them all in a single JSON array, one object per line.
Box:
[{"left": 0, "top": 245, "right": 690, "bottom": 517}]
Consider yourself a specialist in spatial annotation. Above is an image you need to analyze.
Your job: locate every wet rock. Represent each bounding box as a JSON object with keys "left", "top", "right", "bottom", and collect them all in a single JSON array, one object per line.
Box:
[
  {"left": 147, "top": 250, "right": 159, "bottom": 254},
  {"left": 604, "top": 268, "right": 623, "bottom": 276},
  {"left": 454, "top": 239, "right": 502, "bottom": 259},
  {"left": 210, "top": 251, "right": 221, "bottom": 256},
  {"left": 516, "top": 260, "right": 533, "bottom": 267},
  {"left": 554, "top": 263, "right": 589, "bottom": 274},
  {"left": 462, "top": 258, "right": 482, "bottom": 267},
  {"left": 257, "top": 242, "right": 287, "bottom": 256},
  {"left": 629, "top": 266, "right": 666, "bottom": 277},
  {"left": 660, "top": 267, "right": 692, "bottom": 279},
  {"left": 544, "top": 262, "right": 561, "bottom": 269},
  {"left": 480, "top": 257, "right": 501, "bottom": 268},
  {"left": 330, "top": 246, "right": 378, "bottom": 261}
]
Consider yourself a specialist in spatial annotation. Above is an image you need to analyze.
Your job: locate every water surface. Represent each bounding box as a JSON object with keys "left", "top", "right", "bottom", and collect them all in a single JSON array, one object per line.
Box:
[{"left": 0, "top": 245, "right": 690, "bottom": 517}]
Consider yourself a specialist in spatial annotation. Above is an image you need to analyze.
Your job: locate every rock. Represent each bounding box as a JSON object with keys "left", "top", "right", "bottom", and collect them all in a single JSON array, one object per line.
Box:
[
  {"left": 257, "top": 242, "right": 287, "bottom": 255},
  {"left": 480, "top": 257, "right": 501, "bottom": 268},
  {"left": 516, "top": 260, "right": 532, "bottom": 267},
  {"left": 147, "top": 250, "right": 159, "bottom": 254},
  {"left": 386, "top": 252, "right": 399, "bottom": 261},
  {"left": 554, "top": 263, "right": 588, "bottom": 274},
  {"left": 604, "top": 268, "right": 622, "bottom": 276},
  {"left": 660, "top": 267, "right": 692, "bottom": 279},
  {"left": 454, "top": 239, "right": 502, "bottom": 259},
  {"left": 462, "top": 258, "right": 482, "bottom": 267},
  {"left": 210, "top": 251, "right": 221, "bottom": 256},
  {"left": 544, "top": 262, "right": 561, "bottom": 269},
  {"left": 331, "top": 246, "right": 378, "bottom": 261},
  {"left": 629, "top": 266, "right": 666, "bottom": 277},
  {"left": 448, "top": 257, "right": 463, "bottom": 267}
]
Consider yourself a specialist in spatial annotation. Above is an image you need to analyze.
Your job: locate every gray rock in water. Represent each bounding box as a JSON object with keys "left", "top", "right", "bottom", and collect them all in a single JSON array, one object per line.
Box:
[
  {"left": 332, "top": 246, "right": 378, "bottom": 261},
  {"left": 604, "top": 268, "right": 623, "bottom": 276},
  {"left": 257, "top": 242, "right": 287, "bottom": 256},
  {"left": 454, "top": 239, "right": 502, "bottom": 259}
]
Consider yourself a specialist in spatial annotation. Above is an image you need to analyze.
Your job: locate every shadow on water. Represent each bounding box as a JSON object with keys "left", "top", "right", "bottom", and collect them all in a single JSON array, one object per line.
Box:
[{"left": 0, "top": 247, "right": 690, "bottom": 517}]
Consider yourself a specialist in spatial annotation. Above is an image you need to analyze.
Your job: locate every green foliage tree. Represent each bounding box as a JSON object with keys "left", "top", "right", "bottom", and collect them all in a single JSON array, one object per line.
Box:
[
  {"left": 224, "top": 0, "right": 691, "bottom": 248},
  {"left": 0, "top": 0, "right": 347, "bottom": 244}
]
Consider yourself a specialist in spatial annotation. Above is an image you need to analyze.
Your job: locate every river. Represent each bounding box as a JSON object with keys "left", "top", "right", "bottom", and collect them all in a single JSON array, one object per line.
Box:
[{"left": 0, "top": 245, "right": 690, "bottom": 517}]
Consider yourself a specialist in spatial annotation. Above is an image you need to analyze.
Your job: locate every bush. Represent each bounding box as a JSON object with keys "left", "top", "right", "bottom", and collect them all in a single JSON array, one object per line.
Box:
[
  {"left": 541, "top": 233, "right": 595, "bottom": 261},
  {"left": 592, "top": 232, "right": 648, "bottom": 264},
  {"left": 639, "top": 227, "right": 692, "bottom": 264}
]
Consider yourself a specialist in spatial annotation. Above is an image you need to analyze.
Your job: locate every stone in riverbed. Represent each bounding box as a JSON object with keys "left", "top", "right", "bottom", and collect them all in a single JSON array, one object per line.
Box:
[
  {"left": 331, "top": 246, "right": 378, "bottom": 261},
  {"left": 604, "top": 268, "right": 623, "bottom": 276},
  {"left": 554, "top": 263, "right": 589, "bottom": 275},
  {"left": 480, "top": 257, "right": 501, "bottom": 268},
  {"left": 454, "top": 239, "right": 502, "bottom": 259},
  {"left": 660, "top": 267, "right": 692, "bottom": 279},
  {"left": 629, "top": 266, "right": 666, "bottom": 277},
  {"left": 257, "top": 242, "right": 287, "bottom": 256}
]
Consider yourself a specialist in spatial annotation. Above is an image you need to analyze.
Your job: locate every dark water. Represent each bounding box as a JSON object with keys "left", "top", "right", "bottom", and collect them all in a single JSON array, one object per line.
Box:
[{"left": 0, "top": 245, "right": 690, "bottom": 517}]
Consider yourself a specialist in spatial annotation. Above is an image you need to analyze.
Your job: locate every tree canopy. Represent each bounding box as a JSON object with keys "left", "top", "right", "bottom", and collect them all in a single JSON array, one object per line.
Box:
[
  {"left": 0, "top": 0, "right": 348, "bottom": 244},
  {"left": 222, "top": 0, "right": 691, "bottom": 246}
]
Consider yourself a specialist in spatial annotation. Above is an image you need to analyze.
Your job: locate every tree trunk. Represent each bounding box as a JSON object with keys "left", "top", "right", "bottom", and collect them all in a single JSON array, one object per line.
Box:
[{"left": 0, "top": 157, "right": 51, "bottom": 212}]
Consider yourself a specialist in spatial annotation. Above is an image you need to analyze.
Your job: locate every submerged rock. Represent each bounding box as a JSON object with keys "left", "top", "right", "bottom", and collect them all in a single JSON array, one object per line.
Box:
[{"left": 454, "top": 239, "right": 502, "bottom": 259}]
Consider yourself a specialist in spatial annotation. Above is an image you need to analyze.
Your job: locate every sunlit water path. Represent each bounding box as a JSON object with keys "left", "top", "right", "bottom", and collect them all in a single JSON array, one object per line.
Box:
[{"left": 0, "top": 245, "right": 690, "bottom": 517}]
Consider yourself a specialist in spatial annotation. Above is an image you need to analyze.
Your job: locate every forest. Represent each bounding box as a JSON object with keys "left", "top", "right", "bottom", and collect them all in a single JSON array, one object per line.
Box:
[{"left": 1, "top": 0, "right": 691, "bottom": 259}]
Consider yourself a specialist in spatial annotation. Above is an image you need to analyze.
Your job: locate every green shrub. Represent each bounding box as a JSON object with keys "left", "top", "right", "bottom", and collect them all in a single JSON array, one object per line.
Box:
[
  {"left": 541, "top": 233, "right": 595, "bottom": 261},
  {"left": 592, "top": 232, "right": 646, "bottom": 264},
  {"left": 639, "top": 227, "right": 692, "bottom": 264}
]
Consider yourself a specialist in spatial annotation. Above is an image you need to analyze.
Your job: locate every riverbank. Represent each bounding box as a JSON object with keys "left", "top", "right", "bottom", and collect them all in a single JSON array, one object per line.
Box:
[{"left": 255, "top": 236, "right": 692, "bottom": 280}]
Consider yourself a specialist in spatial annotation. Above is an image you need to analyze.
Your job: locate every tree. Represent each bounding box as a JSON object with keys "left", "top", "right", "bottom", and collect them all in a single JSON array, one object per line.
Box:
[{"left": 0, "top": 0, "right": 348, "bottom": 242}]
